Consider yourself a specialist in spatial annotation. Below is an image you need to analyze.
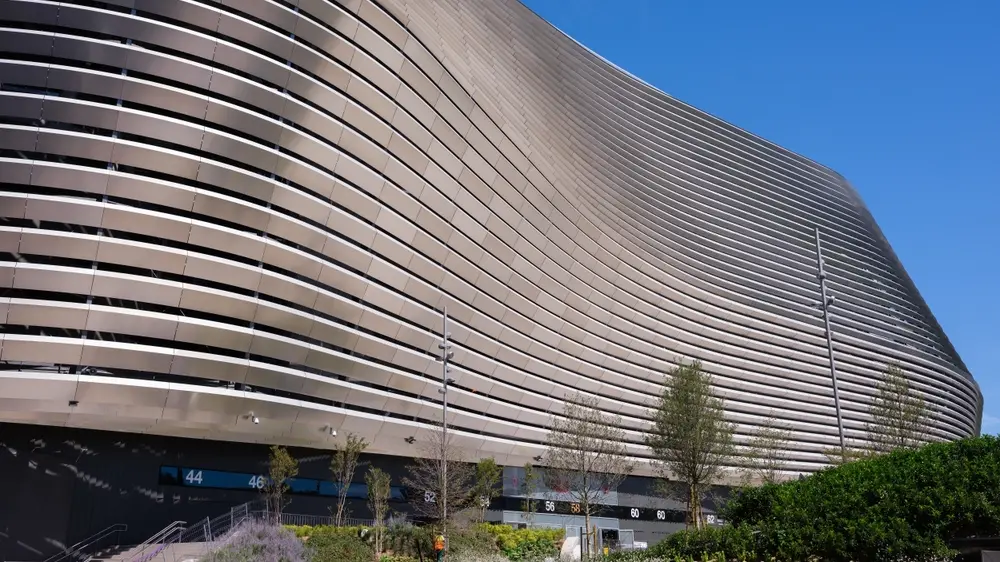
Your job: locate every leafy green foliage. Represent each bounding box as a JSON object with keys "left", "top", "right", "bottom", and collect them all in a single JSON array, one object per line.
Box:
[
  {"left": 866, "top": 363, "right": 927, "bottom": 454},
  {"left": 378, "top": 557, "right": 420, "bottom": 562},
  {"left": 605, "top": 550, "right": 735, "bottom": 562},
  {"left": 699, "top": 436, "right": 1000, "bottom": 561},
  {"left": 306, "top": 531, "right": 372, "bottom": 562},
  {"left": 330, "top": 433, "right": 368, "bottom": 526},
  {"left": 646, "top": 360, "right": 733, "bottom": 529},
  {"left": 285, "top": 525, "right": 368, "bottom": 539},
  {"left": 383, "top": 523, "right": 434, "bottom": 559},
  {"left": 647, "top": 525, "right": 759, "bottom": 561},
  {"left": 472, "top": 458, "right": 503, "bottom": 521},
  {"left": 446, "top": 526, "right": 500, "bottom": 557},
  {"left": 265, "top": 445, "right": 299, "bottom": 519},
  {"left": 478, "top": 524, "right": 563, "bottom": 561},
  {"left": 287, "top": 523, "right": 561, "bottom": 562}
]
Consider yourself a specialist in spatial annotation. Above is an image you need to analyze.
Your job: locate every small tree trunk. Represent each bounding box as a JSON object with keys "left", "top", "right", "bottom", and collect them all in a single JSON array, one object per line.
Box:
[{"left": 689, "top": 485, "right": 700, "bottom": 530}]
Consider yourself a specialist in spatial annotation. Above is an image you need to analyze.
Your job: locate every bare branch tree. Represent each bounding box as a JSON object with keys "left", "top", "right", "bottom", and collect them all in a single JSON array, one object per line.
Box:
[
  {"left": 472, "top": 458, "right": 502, "bottom": 523},
  {"left": 402, "top": 427, "right": 475, "bottom": 526},
  {"left": 739, "top": 412, "right": 792, "bottom": 486},
  {"left": 366, "top": 466, "right": 391, "bottom": 558},
  {"left": 646, "top": 360, "right": 733, "bottom": 529},
  {"left": 264, "top": 445, "right": 299, "bottom": 523},
  {"left": 330, "top": 433, "right": 368, "bottom": 526},
  {"left": 543, "top": 392, "right": 635, "bottom": 548},
  {"left": 866, "top": 362, "right": 928, "bottom": 454}
]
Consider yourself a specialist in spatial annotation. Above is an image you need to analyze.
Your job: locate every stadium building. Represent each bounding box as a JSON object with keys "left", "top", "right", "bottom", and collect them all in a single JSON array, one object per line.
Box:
[{"left": 0, "top": 0, "right": 981, "bottom": 557}]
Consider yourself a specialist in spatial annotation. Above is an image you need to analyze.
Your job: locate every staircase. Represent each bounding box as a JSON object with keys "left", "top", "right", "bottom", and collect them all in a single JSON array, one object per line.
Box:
[
  {"left": 37, "top": 524, "right": 128, "bottom": 562},
  {"left": 84, "top": 545, "right": 131, "bottom": 562},
  {"left": 89, "top": 542, "right": 210, "bottom": 562},
  {"left": 85, "top": 500, "right": 267, "bottom": 562}
]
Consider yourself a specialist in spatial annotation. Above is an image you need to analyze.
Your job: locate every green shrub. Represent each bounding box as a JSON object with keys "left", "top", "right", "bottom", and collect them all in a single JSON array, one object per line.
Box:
[
  {"left": 285, "top": 524, "right": 371, "bottom": 539},
  {"left": 384, "top": 523, "right": 434, "bottom": 558},
  {"left": 307, "top": 531, "right": 372, "bottom": 562},
  {"left": 659, "top": 435, "right": 1000, "bottom": 562},
  {"left": 478, "top": 524, "right": 563, "bottom": 561},
  {"left": 600, "top": 550, "right": 652, "bottom": 562},
  {"left": 379, "top": 556, "right": 419, "bottom": 562},
  {"left": 650, "top": 524, "right": 759, "bottom": 561},
  {"left": 446, "top": 526, "right": 500, "bottom": 557}
]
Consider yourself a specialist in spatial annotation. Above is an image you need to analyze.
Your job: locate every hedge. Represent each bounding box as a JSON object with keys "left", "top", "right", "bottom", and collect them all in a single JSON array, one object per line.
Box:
[
  {"left": 648, "top": 436, "right": 1000, "bottom": 562},
  {"left": 284, "top": 523, "right": 563, "bottom": 561}
]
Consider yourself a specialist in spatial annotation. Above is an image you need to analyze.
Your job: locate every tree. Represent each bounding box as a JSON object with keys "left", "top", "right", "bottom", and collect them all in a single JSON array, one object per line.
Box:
[
  {"left": 740, "top": 412, "right": 792, "bottom": 486},
  {"left": 402, "top": 426, "right": 475, "bottom": 526},
  {"left": 472, "top": 458, "right": 503, "bottom": 523},
  {"left": 331, "top": 433, "right": 369, "bottom": 526},
  {"left": 264, "top": 445, "right": 299, "bottom": 523},
  {"left": 822, "top": 442, "right": 872, "bottom": 466},
  {"left": 519, "top": 462, "right": 540, "bottom": 524},
  {"left": 543, "top": 392, "right": 635, "bottom": 550},
  {"left": 366, "top": 466, "right": 391, "bottom": 558},
  {"left": 646, "top": 360, "right": 733, "bottom": 529},
  {"left": 866, "top": 362, "right": 927, "bottom": 454}
]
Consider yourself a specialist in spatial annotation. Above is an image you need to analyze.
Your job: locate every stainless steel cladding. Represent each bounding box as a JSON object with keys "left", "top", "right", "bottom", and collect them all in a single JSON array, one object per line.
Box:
[{"left": 0, "top": 0, "right": 981, "bottom": 474}]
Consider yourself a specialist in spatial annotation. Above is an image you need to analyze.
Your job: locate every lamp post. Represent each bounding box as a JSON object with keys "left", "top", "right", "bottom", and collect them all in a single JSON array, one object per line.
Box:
[
  {"left": 437, "top": 307, "right": 455, "bottom": 551},
  {"left": 814, "top": 226, "right": 847, "bottom": 460}
]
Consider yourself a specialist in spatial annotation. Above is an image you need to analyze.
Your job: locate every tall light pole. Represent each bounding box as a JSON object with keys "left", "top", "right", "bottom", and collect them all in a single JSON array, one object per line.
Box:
[
  {"left": 814, "top": 226, "right": 847, "bottom": 460},
  {"left": 437, "top": 307, "right": 455, "bottom": 551}
]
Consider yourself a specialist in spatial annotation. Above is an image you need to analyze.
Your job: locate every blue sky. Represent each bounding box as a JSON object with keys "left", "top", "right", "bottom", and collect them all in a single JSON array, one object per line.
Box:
[{"left": 521, "top": 0, "right": 1000, "bottom": 430}]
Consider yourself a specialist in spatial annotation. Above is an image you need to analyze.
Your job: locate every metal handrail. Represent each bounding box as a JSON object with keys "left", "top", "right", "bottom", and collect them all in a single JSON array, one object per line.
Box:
[
  {"left": 126, "top": 520, "right": 186, "bottom": 562},
  {"left": 43, "top": 523, "right": 128, "bottom": 562}
]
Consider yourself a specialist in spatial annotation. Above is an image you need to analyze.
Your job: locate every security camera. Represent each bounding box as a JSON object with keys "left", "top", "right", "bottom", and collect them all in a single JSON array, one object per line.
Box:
[
  {"left": 329, "top": 427, "right": 337, "bottom": 437},
  {"left": 249, "top": 412, "right": 260, "bottom": 425}
]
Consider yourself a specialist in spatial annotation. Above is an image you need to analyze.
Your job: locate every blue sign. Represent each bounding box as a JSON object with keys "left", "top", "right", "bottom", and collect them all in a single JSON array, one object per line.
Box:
[{"left": 158, "top": 465, "right": 408, "bottom": 501}]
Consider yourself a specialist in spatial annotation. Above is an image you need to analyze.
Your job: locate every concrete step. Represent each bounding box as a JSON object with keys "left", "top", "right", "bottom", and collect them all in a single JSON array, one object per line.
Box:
[
  {"left": 87, "top": 544, "right": 133, "bottom": 562},
  {"left": 95, "top": 542, "right": 210, "bottom": 562}
]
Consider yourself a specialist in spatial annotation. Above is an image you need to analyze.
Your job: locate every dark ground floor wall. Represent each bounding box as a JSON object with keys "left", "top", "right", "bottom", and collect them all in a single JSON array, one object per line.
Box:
[{"left": 0, "top": 423, "right": 726, "bottom": 561}]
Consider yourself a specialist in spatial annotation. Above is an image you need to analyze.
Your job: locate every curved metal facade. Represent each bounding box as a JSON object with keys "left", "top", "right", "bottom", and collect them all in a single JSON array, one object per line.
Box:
[{"left": 0, "top": 0, "right": 981, "bottom": 474}]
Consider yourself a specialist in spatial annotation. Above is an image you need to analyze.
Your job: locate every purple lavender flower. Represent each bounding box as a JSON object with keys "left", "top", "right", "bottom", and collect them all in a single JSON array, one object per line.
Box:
[{"left": 204, "top": 519, "right": 309, "bottom": 562}]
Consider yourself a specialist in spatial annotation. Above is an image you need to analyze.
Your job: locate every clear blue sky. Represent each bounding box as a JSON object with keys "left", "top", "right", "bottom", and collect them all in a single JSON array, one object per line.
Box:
[{"left": 521, "top": 0, "right": 1000, "bottom": 431}]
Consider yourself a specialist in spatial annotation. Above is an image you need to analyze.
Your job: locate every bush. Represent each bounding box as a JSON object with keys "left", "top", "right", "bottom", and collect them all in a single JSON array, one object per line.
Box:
[
  {"left": 447, "top": 526, "right": 500, "bottom": 557},
  {"left": 383, "top": 522, "right": 434, "bottom": 558},
  {"left": 204, "top": 520, "right": 309, "bottom": 562},
  {"left": 649, "top": 436, "right": 1000, "bottom": 562},
  {"left": 379, "top": 556, "right": 420, "bottom": 562},
  {"left": 285, "top": 524, "right": 368, "bottom": 539},
  {"left": 600, "top": 551, "right": 652, "bottom": 562},
  {"left": 649, "top": 525, "right": 759, "bottom": 561},
  {"left": 479, "top": 524, "right": 563, "bottom": 561},
  {"left": 307, "top": 531, "right": 372, "bottom": 562},
  {"left": 447, "top": 554, "right": 509, "bottom": 562}
]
